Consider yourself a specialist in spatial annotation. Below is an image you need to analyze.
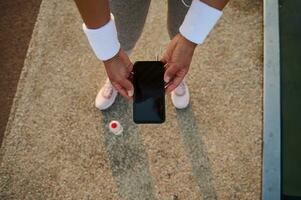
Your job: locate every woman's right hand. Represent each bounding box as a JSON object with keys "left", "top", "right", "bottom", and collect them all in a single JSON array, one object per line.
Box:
[{"left": 103, "top": 49, "right": 134, "bottom": 100}]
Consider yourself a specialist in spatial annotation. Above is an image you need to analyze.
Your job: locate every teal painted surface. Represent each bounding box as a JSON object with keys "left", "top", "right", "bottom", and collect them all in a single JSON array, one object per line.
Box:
[{"left": 280, "top": 0, "right": 301, "bottom": 198}]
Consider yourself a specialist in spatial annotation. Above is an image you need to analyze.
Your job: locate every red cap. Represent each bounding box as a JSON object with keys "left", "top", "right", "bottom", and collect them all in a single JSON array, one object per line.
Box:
[{"left": 111, "top": 122, "right": 117, "bottom": 129}]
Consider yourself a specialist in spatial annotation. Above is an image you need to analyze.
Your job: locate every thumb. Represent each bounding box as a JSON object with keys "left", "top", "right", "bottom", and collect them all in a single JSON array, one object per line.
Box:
[
  {"left": 160, "top": 56, "right": 168, "bottom": 64},
  {"left": 164, "top": 64, "right": 178, "bottom": 83},
  {"left": 120, "top": 78, "right": 134, "bottom": 97}
]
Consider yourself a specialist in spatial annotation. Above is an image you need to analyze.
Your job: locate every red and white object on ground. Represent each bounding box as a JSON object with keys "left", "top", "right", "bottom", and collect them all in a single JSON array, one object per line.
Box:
[{"left": 109, "top": 120, "right": 123, "bottom": 135}]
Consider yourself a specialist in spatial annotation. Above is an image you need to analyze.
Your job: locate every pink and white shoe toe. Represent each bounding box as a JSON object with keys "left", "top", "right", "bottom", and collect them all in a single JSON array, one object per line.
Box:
[
  {"left": 95, "top": 78, "right": 118, "bottom": 110},
  {"left": 171, "top": 81, "right": 190, "bottom": 109}
]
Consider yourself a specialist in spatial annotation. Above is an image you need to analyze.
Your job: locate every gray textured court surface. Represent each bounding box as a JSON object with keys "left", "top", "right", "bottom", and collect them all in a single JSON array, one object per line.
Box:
[{"left": 0, "top": 0, "right": 262, "bottom": 199}]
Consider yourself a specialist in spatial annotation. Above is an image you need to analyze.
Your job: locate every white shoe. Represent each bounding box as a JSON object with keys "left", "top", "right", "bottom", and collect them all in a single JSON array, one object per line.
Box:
[
  {"left": 95, "top": 78, "right": 118, "bottom": 110},
  {"left": 171, "top": 81, "right": 190, "bottom": 109}
]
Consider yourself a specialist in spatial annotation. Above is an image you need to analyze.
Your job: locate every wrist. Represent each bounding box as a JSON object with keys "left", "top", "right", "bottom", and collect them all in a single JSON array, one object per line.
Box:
[
  {"left": 179, "top": 0, "right": 223, "bottom": 45},
  {"left": 103, "top": 48, "right": 121, "bottom": 65},
  {"left": 179, "top": 33, "right": 197, "bottom": 49},
  {"left": 83, "top": 13, "right": 120, "bottom": 61}
]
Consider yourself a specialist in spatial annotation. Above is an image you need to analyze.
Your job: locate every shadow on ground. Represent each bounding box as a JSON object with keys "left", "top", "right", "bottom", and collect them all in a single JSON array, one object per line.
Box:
[
  {"left": 101, "top": 96, "right": 157, "bottom": 200},
  {"left": 100, "top": 96, "right": 217, "bottom": 199},
  {"left": 176, "top": 105, "right": 217, "bottom": 199}
]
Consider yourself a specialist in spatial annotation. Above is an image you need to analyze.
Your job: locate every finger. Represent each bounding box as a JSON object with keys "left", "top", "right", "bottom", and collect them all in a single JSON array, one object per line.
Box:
[
  {"left": 165, "top": 69, "right": 187, "bottom": 94},
  {"left": 120, "top": 51, "right": 134, "bottom": 81},
  {"left": 164, "top": 63, "right": 178, "bottom": 83},
  {"left": 163, "top": 62, "right": 169, "bottom": 69},
  {"left": 165, "top": 75, "right": 184, "bottom": 94},
  {"left": 163, "top": 63, "right": 170, "bottom": 86},
  {"left": 127, "top": 62, "right": 134, "bottom": 74},
  {"left": 161, "top": 51, "right": 173, "bottom": 64},
  {"left": 160, "top": 56, "right": 169, "bottom": 64},
  {"left": 119, "top": 78, "right": 134, "bottom": 99},
  {"left": 111, "top": 82, "right": 131, "bottom": 100}
]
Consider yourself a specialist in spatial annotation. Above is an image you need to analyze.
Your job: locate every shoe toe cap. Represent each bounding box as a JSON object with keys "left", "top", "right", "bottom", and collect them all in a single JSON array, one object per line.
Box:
[
  {"left": 95, "top": 89, "right": 117, "bottom": 110},
  {"left": 171, "top": 93, "right": 189, "bottom": 109}
]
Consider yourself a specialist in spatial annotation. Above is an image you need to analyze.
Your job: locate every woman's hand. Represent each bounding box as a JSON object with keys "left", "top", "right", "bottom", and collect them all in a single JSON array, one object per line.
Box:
[
  {"left": 103, "top": 49, "right": 134, "bottom": 100},
  {"left": 161, "top": 33, "right": 197, "bottom": 94}
]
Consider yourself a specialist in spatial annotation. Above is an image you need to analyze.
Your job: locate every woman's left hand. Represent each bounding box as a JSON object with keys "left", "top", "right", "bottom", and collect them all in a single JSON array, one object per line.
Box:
[{"left": 161, "top": 33, "right": 197, "bottom": 94}]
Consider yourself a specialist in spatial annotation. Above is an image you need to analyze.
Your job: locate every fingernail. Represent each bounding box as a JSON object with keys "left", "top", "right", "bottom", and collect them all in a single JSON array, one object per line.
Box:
[
  {"left": 164, "top": 76, "right": 170, "bottom": 83},
  {"left": 127, "top": 90, "right": 134, "bottom": 97}
]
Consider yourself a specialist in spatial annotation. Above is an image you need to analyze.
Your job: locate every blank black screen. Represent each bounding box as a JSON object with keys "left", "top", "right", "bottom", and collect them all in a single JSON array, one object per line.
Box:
[{"left": 133, "top": 61, "right": 165, "bottom": 123}]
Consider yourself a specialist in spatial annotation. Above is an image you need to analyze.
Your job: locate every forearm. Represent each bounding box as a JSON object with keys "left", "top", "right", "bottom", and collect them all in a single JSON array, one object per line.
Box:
[
  {"left": 75, "top": 0, "right": 120, "bottom": 61},
  {"left": 200, "top": 0, "right": 229, "bottom": 10},
  {"left": 74, "top": 0, "right": 110, "bottom": 29}
]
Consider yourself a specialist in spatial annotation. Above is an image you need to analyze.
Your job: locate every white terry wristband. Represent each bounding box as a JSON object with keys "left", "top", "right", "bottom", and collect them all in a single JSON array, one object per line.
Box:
[
  {"left": 179, "top": 0, "right": 223, "bottom": 44},
  {"left": 83, "top": 14, "right": 120, "bottom": 61}
]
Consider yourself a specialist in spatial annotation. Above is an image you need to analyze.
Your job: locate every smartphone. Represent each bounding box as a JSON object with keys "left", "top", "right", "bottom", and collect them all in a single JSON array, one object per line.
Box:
[{"left": 133, "top": 61, "right": 165, "bottom": 124}]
